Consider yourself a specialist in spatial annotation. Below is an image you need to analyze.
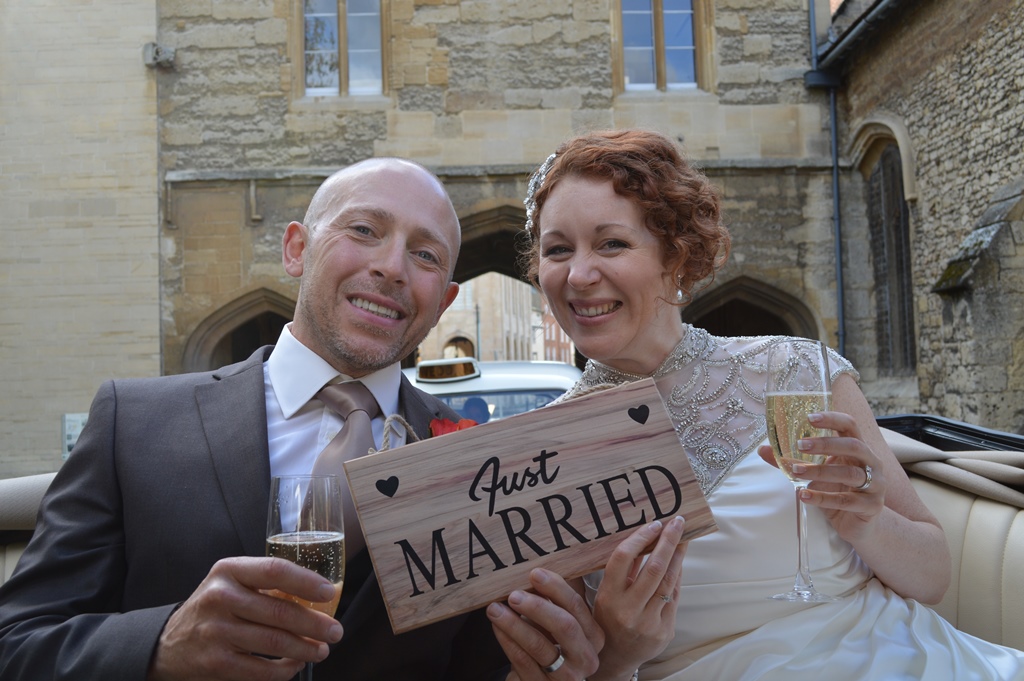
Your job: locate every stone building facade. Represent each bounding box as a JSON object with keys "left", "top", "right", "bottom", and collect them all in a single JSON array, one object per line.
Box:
[
  {"left": 154, "top": 0, "right": 843, "bottom": 383},
  {"left": 0, "top": 0, "right": 160, "bottom": 476},
  {"left": 3, "top": 0, "right": 1021, "bottom": 475},
  {"left": 826, "top": 0, "right": 1024, "bottom": 432}
]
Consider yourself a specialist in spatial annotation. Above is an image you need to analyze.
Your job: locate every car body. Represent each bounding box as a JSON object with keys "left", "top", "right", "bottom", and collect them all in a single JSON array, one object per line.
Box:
[
  {"left": 876, "top": 413, "right": 1024, "bottom": 451},
  {"left": 402, "top": 357, "right": 582, "bottom": 423}
]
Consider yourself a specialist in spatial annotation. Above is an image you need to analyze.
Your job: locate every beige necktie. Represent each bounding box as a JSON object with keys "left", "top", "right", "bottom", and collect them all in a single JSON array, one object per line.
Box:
[{"left": 313, "top": 382, "right": 380, "bottom": 558}]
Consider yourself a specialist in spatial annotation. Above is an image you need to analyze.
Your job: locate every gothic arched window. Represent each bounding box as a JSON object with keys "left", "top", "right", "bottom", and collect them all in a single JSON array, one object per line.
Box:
[
  {"left": 868, "top": 143, "right": 916, "bottom": 375},
  {"left": 443, "top": 337, "right": 475, "bottom": 359}
]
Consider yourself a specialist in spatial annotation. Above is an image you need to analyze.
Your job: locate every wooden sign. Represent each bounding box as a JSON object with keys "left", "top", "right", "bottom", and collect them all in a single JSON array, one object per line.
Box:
[{"left": 344, "top": 378, "right": 717, "bottom": 634}]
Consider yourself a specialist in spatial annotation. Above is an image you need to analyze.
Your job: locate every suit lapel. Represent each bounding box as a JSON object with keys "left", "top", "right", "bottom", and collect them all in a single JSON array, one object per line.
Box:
[
  {"left": 189, "top": 351, "right": 453, "bottom": 635},
  {"left": 194, "top": 347, "right": 273, "bottom": 558},
  {"left": 396, "top": 373, "right": 442, "bottom": 442}
]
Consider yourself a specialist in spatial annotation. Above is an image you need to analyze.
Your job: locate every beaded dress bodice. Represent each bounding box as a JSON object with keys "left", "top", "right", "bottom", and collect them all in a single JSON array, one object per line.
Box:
[{"left": 557, "top": 326, "right": 856, "bottom": 496}]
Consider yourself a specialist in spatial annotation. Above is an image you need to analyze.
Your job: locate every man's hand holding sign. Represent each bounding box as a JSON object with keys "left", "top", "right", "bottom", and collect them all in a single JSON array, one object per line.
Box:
[{"left": 344, "top": 377, "right": 716, "bottom": 638}]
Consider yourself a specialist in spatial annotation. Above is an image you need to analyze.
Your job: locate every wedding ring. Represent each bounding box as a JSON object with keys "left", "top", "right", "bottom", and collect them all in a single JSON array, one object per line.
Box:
[
  {"left": 855, "top": 465, "right": 873, "bottom": 491},
  {"left": 658, "top": 593, "right": 672, "bottom": 603},
  {"left": 543, "top": 650, "right": 565, "bottom": 673}
]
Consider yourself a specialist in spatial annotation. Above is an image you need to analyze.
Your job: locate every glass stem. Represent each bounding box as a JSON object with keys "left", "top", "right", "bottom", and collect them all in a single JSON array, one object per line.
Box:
[
  {"left": 300, "top": 662, "right": 314, "bottom": 681},
  {"left": 793, "top": 485, "right": 814, "bottom": 594}
]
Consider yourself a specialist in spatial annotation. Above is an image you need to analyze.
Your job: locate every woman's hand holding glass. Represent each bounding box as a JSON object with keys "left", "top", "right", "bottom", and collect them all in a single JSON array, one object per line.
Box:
[
  {"left": 764, "top": 339, "right": 839, "bottom": 602},
  {"left": 759, "top": 367, "right": 953, "bottom": 604},
  {"left": 761, "top": 340, "right": 890, "bottom": 603},
  {"left": 758, "top": 406, "right": 887, "bottom": 544}
]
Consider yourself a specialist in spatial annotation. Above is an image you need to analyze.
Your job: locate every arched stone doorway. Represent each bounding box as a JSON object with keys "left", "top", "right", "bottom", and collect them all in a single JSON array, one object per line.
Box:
[
  {"left": 683, "top": 276, "right": 821, "bottom": 340},
  {"left": 212, "top": 312, "right": 289, "bottom": 367},
  {"left": 443, "top": 336, "right": 476, "bottom": 358},
  {"left": 691, "top": 299, "right": 792, "bottom": 337},
  {"left": 181, "top": 205, "right": 535, "bottom": 373},
  {"left": 454, "top": 205, "right": 527, "bottom": 282},
  {"left": 183, "top": 288, "right": 295, "bottom": 372}
]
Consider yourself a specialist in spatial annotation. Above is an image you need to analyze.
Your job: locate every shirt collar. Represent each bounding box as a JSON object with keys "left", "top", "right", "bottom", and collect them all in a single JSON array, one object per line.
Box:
[{"left": 268, "top": 324, "right": 401, "bottom": 419}]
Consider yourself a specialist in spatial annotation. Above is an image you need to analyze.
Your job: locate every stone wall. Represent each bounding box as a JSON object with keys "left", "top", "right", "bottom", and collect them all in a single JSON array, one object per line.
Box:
[
  {"left": 154, "top": 0, "right": 838, "bottom": 371},
  {"left": 839, "top": 0, "right": 1024, "bottom": 431},
  {"left": 4, "top": 0, "right": 912, "bottom": 474},
  {"left": 706, "top": 165, "right": 840, "bottom": 342},
  {"left": 160, "top": 178, "right": 315, "bottom": 375},
  {"left": 0, "top": 0, "right": 160, "bottom": 476},
  {"left": 156, "top": 0, "right": 832, "bottom": 169}
]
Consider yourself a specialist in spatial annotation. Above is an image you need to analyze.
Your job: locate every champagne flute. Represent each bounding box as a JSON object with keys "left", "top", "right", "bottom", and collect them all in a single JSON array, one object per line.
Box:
[
  {"left": 765, "top": 339, "right": 838, "bottom": 602},
  {"left": 266, "top": 475, "right": 345, "bottom": 680}
]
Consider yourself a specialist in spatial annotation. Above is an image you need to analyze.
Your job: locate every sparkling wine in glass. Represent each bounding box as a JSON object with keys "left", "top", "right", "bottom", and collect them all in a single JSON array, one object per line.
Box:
[
  {"left": 765, "top": 339, "right": 839, "bottom": 602},
  {"left": 266, "top": 475, "right": 345, "bottom": 679}
]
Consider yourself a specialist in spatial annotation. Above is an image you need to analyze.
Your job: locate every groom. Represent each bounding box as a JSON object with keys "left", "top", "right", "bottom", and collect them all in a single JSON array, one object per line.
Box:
[{"left": 0, "top": 159, "right": 507, "bottom": 680}]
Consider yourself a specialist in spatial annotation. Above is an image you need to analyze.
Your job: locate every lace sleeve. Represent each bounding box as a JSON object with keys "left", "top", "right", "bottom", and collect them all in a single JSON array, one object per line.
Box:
[{"left": 825, "top": 345, "right": 860, "bottom": 385}]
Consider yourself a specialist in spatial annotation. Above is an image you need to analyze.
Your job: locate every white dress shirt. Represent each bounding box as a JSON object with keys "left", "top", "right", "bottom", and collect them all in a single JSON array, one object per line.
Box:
[{"left": 264, "top": 324, "right": 406, "bottom": 479}]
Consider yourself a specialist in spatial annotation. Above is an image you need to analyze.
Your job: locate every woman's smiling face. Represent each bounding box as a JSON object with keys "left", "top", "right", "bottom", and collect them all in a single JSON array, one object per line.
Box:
[{"left": 537, "top": 175, "right": 686, "bottom": 376}]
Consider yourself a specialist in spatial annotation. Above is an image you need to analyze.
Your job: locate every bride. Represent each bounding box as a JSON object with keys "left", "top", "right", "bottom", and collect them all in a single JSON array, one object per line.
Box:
[{"left": 485, "top": 128, "right": 1024, "bottom": 681}]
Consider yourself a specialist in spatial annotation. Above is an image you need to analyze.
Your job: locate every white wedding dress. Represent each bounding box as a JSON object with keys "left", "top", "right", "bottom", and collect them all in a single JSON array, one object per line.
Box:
[{"left": 565, "top": 327, "right": 1024, "bottom": 681}]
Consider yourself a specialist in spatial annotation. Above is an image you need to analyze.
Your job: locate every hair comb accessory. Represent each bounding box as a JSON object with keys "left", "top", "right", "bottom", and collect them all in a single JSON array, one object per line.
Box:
[{"left": 523, "top": 152, "right": 558, "bottom": 239}]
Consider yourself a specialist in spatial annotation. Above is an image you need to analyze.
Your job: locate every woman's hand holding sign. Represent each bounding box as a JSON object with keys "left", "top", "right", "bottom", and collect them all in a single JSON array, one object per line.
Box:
[
  {"left": 488, "top": 568, "right": 603, "bottom": 680},
  {"left": 586, "top": 517, "right": 686, "bottom": 681},
  {"left": 488, "top": 517, "right": 687, "bottom": 681}
]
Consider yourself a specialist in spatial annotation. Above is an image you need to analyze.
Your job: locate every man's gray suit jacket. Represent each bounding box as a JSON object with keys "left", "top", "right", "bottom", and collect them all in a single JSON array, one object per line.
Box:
[{"left": 0, "top": 346, "right": 507, "bottom": 680}]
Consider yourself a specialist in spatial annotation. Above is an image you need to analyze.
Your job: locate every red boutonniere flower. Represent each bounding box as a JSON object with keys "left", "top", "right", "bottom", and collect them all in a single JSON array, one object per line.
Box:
[{"left": 429, "top": 417, "right": 477, "bottom": 437}]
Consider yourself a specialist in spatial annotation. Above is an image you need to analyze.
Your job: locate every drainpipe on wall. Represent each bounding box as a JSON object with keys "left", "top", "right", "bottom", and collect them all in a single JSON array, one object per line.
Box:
[
  {"left": 805, "top": 0, "right": 845, "bottom": 356},
  {"left": 817, "top": 0, "right": 902, "bottom": 73},
  {"left": 475, "top": 303, "right": 482, "bottom": 360}
]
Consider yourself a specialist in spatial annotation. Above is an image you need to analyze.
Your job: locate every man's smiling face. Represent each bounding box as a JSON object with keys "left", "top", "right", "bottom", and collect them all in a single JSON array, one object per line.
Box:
[{"left": 283, "top": 159, "right": 461, "bottom": 377}]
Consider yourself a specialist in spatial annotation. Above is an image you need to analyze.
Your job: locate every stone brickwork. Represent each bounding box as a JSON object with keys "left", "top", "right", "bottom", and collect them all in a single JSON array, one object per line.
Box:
[
  {"left": 0, "top": 0, "right": 847, "bottom": 473},
  {"left": 26, "top": 0, "right": 1018, "bottom": 475},
  {"left": 156, "top": 0, "right": 832, "bottom": 169},
  {"left": 0, "top": 0, "right": 160, "bottom": 476},
  {"left": 153, "top": 0, "right": 839, "bottom": 384},
  {"left": 839, "top": 0, "right": 1024, "bottom": 432},
  {"left": 160, "top": 179, "right": 314, "bottom": 375},
  {"left": 705, "top": 165, "right": 840, "bottom": 340}
]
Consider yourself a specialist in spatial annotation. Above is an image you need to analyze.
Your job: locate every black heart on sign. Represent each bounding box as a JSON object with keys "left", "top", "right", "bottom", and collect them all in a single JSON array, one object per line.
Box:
[
  {"left": 375, "top": 476, "right": 399, "bottom": 498},
  {"left": 627, "top": 405, "right": 650, "bottom": 425}
]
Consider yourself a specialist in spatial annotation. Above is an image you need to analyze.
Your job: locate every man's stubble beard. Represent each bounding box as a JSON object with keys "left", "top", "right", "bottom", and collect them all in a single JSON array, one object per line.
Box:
[{"left": 300, "top": 293, "right": 415, "bottom": 375}]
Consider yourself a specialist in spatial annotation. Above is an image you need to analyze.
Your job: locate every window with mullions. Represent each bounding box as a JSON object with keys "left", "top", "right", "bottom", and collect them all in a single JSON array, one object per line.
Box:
[
  {"left": 303, "top": 0, "right": 383, "bottom": 97},
  {"left": 868, "top": 144, "right": 916, "bottom": 375},
  {"left": 621, "top": 0, "right": 697, "bottom": 90}
]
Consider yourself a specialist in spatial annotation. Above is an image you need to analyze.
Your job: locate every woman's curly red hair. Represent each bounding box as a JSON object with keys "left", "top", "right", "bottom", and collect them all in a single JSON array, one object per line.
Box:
[{"left": 520, "top": 129, "right": 730, "bottom": 303}]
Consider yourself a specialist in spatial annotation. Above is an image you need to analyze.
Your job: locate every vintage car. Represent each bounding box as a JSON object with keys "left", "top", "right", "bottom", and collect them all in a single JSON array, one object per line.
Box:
[
  {"left": 3, "top": 413, "right": 1023, "bottom": 651},
  {"left": 401, "top": 357, "right": 583, "bottom": 423}
]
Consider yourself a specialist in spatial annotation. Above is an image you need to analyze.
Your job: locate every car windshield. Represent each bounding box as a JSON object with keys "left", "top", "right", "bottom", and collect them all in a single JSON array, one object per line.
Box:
[{"left": 435, "top": 390, "right": 567, "bottom": 423}]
